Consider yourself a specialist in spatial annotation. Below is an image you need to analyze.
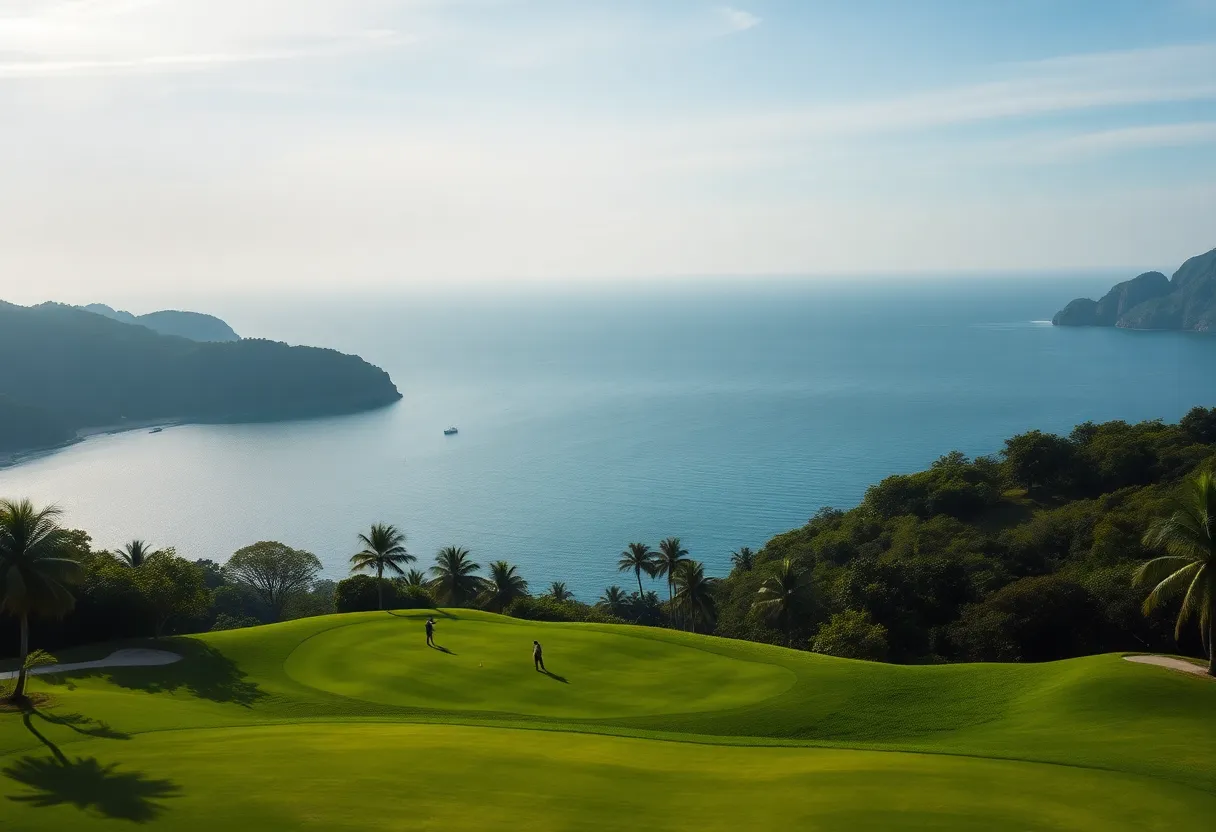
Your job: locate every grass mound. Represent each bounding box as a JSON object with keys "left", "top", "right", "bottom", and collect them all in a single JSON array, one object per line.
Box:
[{"left": 0, "top": 609, "right": 1213, "bottom": 830}]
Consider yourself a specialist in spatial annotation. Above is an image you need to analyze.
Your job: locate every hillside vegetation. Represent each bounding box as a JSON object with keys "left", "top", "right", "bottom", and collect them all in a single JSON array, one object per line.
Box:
[
  {"left": 0, "top": 301, "right": 401, "bottom": 455},
  {"left": 0, "top": 611, "right": 1213, "bottom": 829},
  {"left": 712, "top": 407, "right": 1216, "bottom": 665}
]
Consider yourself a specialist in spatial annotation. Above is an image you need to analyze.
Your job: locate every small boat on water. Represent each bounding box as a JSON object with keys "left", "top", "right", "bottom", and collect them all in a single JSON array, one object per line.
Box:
[
  {"left": 149, "top": 428, "right": 163, "bottom": 434},
  {"left": 443, "top": 426, "right": 458, "bottom": 436}
]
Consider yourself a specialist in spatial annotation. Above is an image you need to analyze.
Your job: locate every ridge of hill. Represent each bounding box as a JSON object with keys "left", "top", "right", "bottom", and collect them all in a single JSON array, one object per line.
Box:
[
  {"left": 1053, "top": 246, "right": 1216, "bottom": 331},
  {"left": 0, "top": 301, "right": 401, "bottom": 456},
  {"left": 80, "top": 303, "right": 240, "bottom": 342}
]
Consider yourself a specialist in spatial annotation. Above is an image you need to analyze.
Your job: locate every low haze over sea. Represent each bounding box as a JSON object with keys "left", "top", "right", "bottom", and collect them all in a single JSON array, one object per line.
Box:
[{"left": 4, "top": 275, "right": 1213, "bottom": 597}]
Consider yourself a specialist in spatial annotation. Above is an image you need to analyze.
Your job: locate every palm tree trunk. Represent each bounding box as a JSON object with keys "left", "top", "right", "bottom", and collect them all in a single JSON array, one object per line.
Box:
[
  {"left": 636, "top": 570, "right": 644, "bottom": 597},
  {"left": 13, "top": 614, "right": 29, "bottom": 700},
  {"left": 377, "top": 563, "right": 384, "bottom": 611},
  {"left": 1208, "top": 611, "right": 1215, "bottom": 677}
]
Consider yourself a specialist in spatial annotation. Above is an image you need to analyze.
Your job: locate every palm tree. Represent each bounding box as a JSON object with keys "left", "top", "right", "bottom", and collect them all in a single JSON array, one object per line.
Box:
[
  {"left": 654, "top": 537, "right": 690, "bottom": 626},
  {"left": 481, "top": 561, "right": 529, "bottom": 613},
  {"left": 1136, "top": 472, "right": 1216, "bottom": 676},
  {"left": 402, "top": 568, "right": 428, "bottom": 588},
  {"left": 672, "top": 560, "right": 718, "bottom": 632},
  {"left": 730, "top": 546, "right": 756, "bottom": 572},
  {"left": 0, "top": 500, "right": 84, "bottom": 701},
  {"left": 618, "top": 542, "right": 657, "bottom": 596},
  {"left": 755, "top": 558, "right": 812, "bottom": 647},
  {"left": 349, "top": 524, "right": 415, "bottom": 611},
  {"left": 598, "top": 585, "right": 631, "bottom": 618},
  {"left": 547, "top": 581, "right": 574, "bottom": 602},
  {"left": 430, "top": 546, "right": 483, "bottom": 606},
  {"left": 116, "top": 539, "right": 160, "bottom": 568}
]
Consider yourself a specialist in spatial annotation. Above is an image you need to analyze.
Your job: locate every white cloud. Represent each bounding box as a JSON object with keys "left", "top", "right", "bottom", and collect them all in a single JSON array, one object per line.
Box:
[
  {"left": 0, "top": 0, "right": 413, "bottom": 77},
  {"left": 719, "top": 7, "right": 760, "bottom": 33}
]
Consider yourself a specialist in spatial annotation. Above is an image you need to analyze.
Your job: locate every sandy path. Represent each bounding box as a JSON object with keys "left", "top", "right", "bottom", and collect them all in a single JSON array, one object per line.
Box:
[
  {"left": 0, "top": 648, "right": 181, "bottom": 681},
  {"left": 1123, "top": 655, "right": 1210, "bottom": 677}
]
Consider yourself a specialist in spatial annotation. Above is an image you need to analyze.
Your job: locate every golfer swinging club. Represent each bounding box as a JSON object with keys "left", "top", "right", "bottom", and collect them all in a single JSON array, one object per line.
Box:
[{"left": 533, "top": 640, "right": 546, "bottom": 672}]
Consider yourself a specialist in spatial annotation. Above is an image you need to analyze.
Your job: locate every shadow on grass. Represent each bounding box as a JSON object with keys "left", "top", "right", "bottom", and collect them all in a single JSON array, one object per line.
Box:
[
  {"left": 428, "top": 644, "right": 456, "bottom": 655},
  {"left": 4, "top": 756, "right": 181, "bottom": 822},
  {"left": 43, "top": 640, "right": 264, "bottom": 708},
  {"left": 540, "top": 670, "right": 569, "bottom": 684},
  {"left": 31, "top": 709, "right": 130, "bottom": 741},
  {"left": 4, "top": 711, "right": 180, "bottom": 822}
]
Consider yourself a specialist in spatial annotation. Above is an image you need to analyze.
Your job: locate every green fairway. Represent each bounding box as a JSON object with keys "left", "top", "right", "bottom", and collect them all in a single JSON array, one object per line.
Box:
[{"left": 1, "top": 610, "right": 1214, "bottom": 830}]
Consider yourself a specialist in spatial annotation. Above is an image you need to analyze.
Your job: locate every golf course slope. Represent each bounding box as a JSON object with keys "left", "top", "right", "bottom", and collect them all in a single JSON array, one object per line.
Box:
[{"left": 1, "top": 610, "right": 1213, "bottom": 830}]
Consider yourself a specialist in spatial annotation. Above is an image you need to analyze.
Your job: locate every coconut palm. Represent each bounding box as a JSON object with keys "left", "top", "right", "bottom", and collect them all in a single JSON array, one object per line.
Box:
[
  {"left": 116, "top": 539, "right": 161, "bottom": 568},
  {"left": 654, "top": 537, "right": 690, "bottom": 626},
  {"left": 1136, "top": 472, "right": 1216, "bottom": 676},
  {"left": 672, "top": 560, "right": 718, "bottom": 632},
  {"left": 349, "top": 524, "right": 414, "bottom": 611},
  {"left": 597, "top": 585, "right": 631, "bottom": 618},
  {"left": 430, "top": 546, "right": 483, "bottom": 606},
  {"left": 0, "top": 500, "right": 84, "bottom": 701},
  {"left": 618, "top": 542, "right": 657, "bottom": 596},
  {"left": 730, "top": 546, "right": 756, "bottom": 572},
  {"left": 547, "top": 581, "right": 574, "bottom": 602},
  {"left": 481, "top": 561, "right": 529, "bottom": 613},
  {"left": 755, "top": 558, "right": 812, "bottom": 647},
  {"left": 402, "top": 568, "right": 428, "bottom": 588}
]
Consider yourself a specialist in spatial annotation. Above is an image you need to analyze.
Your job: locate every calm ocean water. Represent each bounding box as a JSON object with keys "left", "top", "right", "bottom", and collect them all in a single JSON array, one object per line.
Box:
[{"left": 4, "top": 276, "right": 1214, "bottom": 597}]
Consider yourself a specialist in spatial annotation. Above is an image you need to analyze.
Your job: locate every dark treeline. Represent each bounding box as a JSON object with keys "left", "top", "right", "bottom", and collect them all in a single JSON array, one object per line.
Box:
[
  {"left": 0, "top": 301, "right": 401, "bottom": 454},
  {"left": 3, "top": 409, "right": 1215, "bottom": 676}
]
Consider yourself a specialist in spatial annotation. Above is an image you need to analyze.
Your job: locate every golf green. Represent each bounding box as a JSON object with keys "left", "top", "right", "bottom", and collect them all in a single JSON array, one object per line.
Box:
[
  {"left": 0, "top": 609, "right": 1213, "bottom": 830},
  {"left": 284, "top": 613, "right": 795, "bottom": 716}
]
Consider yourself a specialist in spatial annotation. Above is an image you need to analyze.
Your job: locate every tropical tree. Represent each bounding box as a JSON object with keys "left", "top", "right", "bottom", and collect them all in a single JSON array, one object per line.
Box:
[
  {"left": 402, "top": 568, "right": 428, "bottom": 588},
  {"left": 654, "top": 537, "right": 690, "bottom": 627},
  {"left": 1136, "top": 472, "right": 1216, "bottom": 675},
  {"left": 618, "top": 543, "right": 657, "bottom": 596},
  {"left": 481, "top": 561, "right": 529, "bottom": 613},
  {"left": 672, "top": 560, "right": 718, "bottom": 632},
  {"left": 116, "top": 539, "right": 161, "bottom": 568},
  {"left": 349, "top": 524, "right": 414, "bottom": 611},
  {"left": 430, "top": 546, "right": 483, "bottom": 606},
  {"left": 225, "top": 541, "right": 323, "bottom": 621},
  {"left": 755, "top": 558, "right": 812, "bottom": 647},
  {"left": 546, "top": 581, "right": 574, "bottom": 602},
  {"left": 0, "top": 500, "right": 84, "bottom": 701},
  {"left": 598, "top": 585, "right": 631, "bottom": 618},
  {"left": 730, "top": 547, "right": 756, "bottom": 572},
  {"left": 132, "top": 551, "right": 210, "bottom": 638}
]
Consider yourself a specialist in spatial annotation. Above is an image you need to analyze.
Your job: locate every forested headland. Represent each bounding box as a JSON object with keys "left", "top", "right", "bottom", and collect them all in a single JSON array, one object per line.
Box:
[{"left": 0, "top": 301, "right": 401, "bottom": 455}]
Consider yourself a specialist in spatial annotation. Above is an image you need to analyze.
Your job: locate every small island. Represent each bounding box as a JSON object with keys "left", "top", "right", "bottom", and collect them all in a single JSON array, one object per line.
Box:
[
  {"left": 0, "top": 301, "right": 401, "bottom": 457},
  {"left": 1053, "top": 246, "right": 1216, "bottom": 331}
]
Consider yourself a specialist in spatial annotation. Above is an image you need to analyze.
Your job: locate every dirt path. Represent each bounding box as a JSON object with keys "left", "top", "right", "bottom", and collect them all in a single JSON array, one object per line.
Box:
[
  {"left": 0, "top": 648, "right": 181, "bottom": 681},
  {"left": 1123, "top": 655, "right": 1210, "bottom": 677}
]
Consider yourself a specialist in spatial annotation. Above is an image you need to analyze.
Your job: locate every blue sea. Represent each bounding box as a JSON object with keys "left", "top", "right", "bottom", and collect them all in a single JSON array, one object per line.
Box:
[{"left": 3, "top": 276, "right": 1214, "bottom": 598}]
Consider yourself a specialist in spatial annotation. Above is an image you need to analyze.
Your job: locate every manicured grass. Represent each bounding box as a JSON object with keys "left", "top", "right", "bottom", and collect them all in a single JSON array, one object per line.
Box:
[{"left": 1, "top": 609, "right": 1214, "bottom": 830}]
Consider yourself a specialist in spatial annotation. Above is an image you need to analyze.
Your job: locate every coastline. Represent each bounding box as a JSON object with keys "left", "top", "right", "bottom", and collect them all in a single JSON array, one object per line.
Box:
[{"left": 0, "top": 418, "right": 181, "bottom": 471}]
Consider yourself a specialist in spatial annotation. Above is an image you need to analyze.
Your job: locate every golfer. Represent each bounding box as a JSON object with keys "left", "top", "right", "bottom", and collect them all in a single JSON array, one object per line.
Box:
[
  {"left": 425, "top": 617, "right": 436, "bottom": 647},
  {"left": 533, "top": 640, "right": 546, "bottom": 672}
]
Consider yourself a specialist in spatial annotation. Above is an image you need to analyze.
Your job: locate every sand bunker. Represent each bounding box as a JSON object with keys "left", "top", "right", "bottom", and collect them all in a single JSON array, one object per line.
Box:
[
  {"left": 1123, "top": 655, "right": 1209, "bottom": 677},
  {"left": 0, "top": 648, "right": 182, "bottom": 681}
]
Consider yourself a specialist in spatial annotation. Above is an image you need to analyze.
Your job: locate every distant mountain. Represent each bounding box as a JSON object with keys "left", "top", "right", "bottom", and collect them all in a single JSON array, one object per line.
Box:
[
  {"left": 0, "top": 302, "right": 401, "bottom": 455},
  {"left": 1053, "top": 247, "right": 1216, "bottom": 331},
  {"left": 81, "top": 303, "right": 240, "bottom": 342}
]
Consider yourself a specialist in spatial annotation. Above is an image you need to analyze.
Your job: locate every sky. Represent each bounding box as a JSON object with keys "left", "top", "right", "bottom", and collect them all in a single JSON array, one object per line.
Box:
[{"left": 1, "top": 0, "right": 1215, "bottom": 302}]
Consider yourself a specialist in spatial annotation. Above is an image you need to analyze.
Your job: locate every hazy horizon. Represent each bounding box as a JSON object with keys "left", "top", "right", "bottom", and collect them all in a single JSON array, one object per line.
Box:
[{"left": 2, "top": 1, "right": 1214, "bottom": 300}]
